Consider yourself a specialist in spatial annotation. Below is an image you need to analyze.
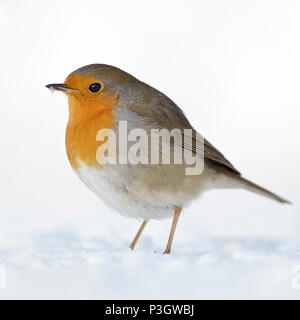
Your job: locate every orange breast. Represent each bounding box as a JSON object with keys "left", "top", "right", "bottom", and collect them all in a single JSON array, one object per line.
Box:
[{"left": 65, "top": 84, "right": 117, "bottom": 169}]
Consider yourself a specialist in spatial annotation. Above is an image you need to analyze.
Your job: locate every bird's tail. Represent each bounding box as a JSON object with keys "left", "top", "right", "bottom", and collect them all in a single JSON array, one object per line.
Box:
[{"left": 235, "top": 176, "right": 291, "bottom": 204}]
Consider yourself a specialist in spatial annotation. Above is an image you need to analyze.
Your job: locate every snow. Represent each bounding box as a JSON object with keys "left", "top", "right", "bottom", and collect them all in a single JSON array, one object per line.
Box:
[{"left": 0, "top": 228, "right": 300, "bottom": 299}]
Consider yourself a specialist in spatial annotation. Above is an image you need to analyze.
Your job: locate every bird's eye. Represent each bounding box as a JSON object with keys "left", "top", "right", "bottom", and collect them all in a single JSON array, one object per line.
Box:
[{"left": 89, "top": 82, "right": 102, "bottom": 93}]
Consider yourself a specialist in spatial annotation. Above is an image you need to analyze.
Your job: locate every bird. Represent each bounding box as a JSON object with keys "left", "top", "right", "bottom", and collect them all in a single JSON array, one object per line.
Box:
[{"left": 46, "top": 64, "right": 291, "bottom": 254}]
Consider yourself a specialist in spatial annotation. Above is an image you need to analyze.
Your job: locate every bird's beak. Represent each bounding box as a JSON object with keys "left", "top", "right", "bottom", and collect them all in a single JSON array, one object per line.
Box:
[{"left": 45, "top": 83, "right": 78, "bottom": 93}]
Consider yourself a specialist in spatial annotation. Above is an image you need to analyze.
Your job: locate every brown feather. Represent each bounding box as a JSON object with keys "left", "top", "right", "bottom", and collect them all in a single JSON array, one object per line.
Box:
[{"left": 129, "top": 104, "right": 240, "bottom": 174}]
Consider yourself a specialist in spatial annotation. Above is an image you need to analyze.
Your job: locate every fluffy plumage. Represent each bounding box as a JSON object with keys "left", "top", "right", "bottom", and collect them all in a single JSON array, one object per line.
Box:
[{"left": 50, "top": 64, "right": 291, "bottom": 221}]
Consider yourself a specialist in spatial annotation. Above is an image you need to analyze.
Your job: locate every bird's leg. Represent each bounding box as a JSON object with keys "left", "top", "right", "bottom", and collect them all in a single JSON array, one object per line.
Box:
[
  {"left": 163, "top": 206, "right": 182, "bottom": 254},
  {"left": 129, "top": 220, "right": 148, "bottom": 250}
]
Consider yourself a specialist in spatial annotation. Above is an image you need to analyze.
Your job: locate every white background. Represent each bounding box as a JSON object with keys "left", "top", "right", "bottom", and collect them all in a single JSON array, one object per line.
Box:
[{"left": 0, "top": 0, "right": 299, "bottom": 299}]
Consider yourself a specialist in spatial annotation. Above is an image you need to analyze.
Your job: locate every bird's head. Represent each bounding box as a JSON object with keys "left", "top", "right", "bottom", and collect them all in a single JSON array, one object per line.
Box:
[{"left": 46, "top": 64, "right": 138, "bottom": 124}]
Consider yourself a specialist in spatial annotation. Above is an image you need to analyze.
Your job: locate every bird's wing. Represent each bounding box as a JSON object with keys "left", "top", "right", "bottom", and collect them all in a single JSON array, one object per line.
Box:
[{"left": 129, "top": 97, "right": 240, "bottom": 175}]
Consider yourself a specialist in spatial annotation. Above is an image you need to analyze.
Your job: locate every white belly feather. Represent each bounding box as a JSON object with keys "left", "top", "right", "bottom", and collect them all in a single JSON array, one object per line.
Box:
[
  {"left": 75, "top": 162, "right": 176, "bottom": 220},
  {"left": 74, "top": 160, "right": 237, "bottom": 220}
]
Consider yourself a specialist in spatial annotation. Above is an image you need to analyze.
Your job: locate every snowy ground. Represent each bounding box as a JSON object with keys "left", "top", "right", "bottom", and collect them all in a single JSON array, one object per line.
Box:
[{"left": 0, "top": 227, "right": 300, "bottom": 299}]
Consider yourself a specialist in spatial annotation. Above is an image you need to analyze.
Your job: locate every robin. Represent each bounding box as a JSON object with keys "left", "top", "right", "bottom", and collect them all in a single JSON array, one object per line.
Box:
[{"left": 46, "top": 64, "right": 291, "bottom": 254}]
